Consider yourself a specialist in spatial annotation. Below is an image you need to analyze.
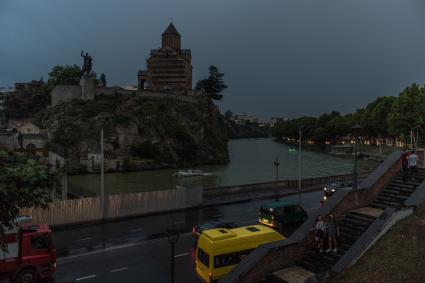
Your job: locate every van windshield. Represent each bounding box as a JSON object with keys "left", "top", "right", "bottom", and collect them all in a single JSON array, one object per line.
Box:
[
  {"left": 197, "top": 247, "right": 209, "bottom": 267},
  {"left": 260, "top": 207, "right": 274, "bottom": 216}
]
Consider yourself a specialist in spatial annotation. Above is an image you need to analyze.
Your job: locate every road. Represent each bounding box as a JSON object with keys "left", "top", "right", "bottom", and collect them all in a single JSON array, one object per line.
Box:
[{"left": 53, "top": 190, "right": 323, "bottom": 283}]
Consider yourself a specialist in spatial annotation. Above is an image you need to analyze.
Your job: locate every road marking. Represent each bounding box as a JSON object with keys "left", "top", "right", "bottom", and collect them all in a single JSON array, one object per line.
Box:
[
  {"left": 174, "top": 252, "right": 190, "bottom": 258},
  {"left": 110, "top": 267, "right": 128, "bottom": 273},
  {"left": 58, "top": 232, "right": 192, "bottom": 263},
  {"left": 76, "top": 237, "right": 92, "bottom": 242},
  {"left": 59, "top": 242, "right": 138, "bottom": 262},
  {"left": 76, "top": 275, "right": 96, "bottom": 281},
  {"left": 130, "top": 228, "right": 144, "bottom": 232}
]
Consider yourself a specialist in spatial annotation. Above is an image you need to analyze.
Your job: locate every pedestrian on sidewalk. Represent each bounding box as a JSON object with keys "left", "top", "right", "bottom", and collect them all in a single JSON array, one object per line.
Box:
[
  {"left": 401, "top": 149, "right": 410, "bottom": 183},
  {"left": 314, "top": 215, "right": 326, "bottom": 253},
  {"left": 326, "top": 214, "right": 340, "bottom": 252},
  {"left": 408, "top": 151, "right": 419, "bottom": 181}
]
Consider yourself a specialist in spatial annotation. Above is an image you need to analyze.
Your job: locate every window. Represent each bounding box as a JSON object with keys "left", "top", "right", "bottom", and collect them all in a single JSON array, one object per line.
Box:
[
  {"left": 31, "top": 233, "right": 49, "bottom": 250},
  {"left": 246, "top": 227, "right": 260, "bottom": 232},
  {"left": 214, "top": 249, "right": 253, "bottom": 268},
  {"left": 197, "top": 248, "right": 209, "bottom": 267}
]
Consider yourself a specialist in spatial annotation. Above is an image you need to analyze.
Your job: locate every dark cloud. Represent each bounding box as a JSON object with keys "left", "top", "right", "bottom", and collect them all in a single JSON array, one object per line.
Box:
[{"left": 1, "top": 0, "right": 425, "bottom": 119}]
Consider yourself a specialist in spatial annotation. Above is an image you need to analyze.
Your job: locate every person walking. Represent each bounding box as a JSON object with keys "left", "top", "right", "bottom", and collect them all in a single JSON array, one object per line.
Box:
[
  {"left": 401, "top": 149, "right": 410, "bottom": 183},
  {"left": 314, "top": 215, "right": 326, "bottom": 253},
  {"left": 326, "top": 214, "right": 340, "bottom": 252},
  {"left": 408, "top": 151, "right": 419, "bottom": 181}
]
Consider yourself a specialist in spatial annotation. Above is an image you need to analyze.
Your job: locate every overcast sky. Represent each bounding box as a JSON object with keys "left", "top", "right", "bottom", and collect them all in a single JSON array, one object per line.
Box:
[{"left": 1, "top": 0, "right": 425, "bottom": 119}]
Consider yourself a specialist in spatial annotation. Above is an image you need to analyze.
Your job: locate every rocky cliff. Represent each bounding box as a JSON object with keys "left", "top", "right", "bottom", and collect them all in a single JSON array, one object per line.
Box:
[{"left": 38, "top": 93, "right": 229, "bottom": 171}]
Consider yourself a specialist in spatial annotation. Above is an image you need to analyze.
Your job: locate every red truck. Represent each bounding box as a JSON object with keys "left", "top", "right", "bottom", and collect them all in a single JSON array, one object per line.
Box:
[{"left": 0, "top": 216, "right": 56, "bottom": 283}]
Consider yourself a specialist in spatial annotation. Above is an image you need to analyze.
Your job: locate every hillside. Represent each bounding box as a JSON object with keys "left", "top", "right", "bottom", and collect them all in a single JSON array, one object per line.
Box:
[
  {"left": 37, "top": 93, "right": 229, "bottom": 171},
  {"left": 330, "top": 202, "right": 425, "bottom": 282}
]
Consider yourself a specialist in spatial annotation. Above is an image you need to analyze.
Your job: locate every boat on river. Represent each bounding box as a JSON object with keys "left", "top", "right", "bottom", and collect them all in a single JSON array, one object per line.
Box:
[{"left": 173, "top": 169, "right": 211, "bottom": 178}]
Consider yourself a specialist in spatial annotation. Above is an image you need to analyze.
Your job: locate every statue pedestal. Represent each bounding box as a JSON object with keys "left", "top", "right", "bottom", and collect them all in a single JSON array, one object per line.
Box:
[{"left": 80, "top": 76, "right": 95, "bottom": 100}]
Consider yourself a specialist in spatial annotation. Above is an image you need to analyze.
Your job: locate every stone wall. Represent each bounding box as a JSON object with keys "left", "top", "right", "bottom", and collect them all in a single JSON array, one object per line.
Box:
[{"left": 51, "top": 85, "right": 82, "bottom": 106}]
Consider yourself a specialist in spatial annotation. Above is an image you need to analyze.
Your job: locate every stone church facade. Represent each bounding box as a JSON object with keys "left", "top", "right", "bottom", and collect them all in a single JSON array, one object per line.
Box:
[{"left": 138, "top": 23, "right": 193, "bottom": 91}]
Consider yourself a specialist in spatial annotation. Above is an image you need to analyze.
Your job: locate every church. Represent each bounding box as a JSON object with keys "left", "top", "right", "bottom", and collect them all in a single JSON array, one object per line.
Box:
[{"left": 138, "top": 23, "right": 193, "bottom": 91}]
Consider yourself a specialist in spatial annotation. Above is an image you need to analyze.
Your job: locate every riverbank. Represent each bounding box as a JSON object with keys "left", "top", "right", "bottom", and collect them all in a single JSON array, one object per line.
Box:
[{"left": 67, "top": 138, "right": 379, "bottom": 197}]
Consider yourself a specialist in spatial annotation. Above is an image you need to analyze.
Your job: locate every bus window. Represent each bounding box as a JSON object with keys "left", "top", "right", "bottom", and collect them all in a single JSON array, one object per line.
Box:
[
  {"left": 214, "top": 249, "right": 253, "bottom": 268},
  {"left": 197, "top": 247, "right": 209, "bottom": 267}
]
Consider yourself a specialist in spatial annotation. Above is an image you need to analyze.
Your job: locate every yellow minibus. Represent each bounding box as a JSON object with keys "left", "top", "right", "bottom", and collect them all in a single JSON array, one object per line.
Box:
[{"left": 195, "top": 224, "right": 284, "bottom": 282}]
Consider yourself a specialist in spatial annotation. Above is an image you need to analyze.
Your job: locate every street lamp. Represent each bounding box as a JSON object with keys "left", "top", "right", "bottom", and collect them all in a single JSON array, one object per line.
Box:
[
  {"left": 167, "top": 225, "right": 179, "bottom": 283},
  {"left": 351, "top": 124, "right": 363, "bottom": 190},
  {"left": 273, "top": 156, "right": 280, "bottom": 200}
]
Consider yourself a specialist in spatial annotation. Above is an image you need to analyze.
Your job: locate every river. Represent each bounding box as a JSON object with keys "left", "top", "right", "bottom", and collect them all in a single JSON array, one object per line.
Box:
[{"left": 68, "top": 138, "right": 377, "bottom": 196}]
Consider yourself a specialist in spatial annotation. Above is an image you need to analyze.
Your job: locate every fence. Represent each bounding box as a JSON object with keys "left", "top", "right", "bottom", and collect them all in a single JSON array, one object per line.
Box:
[
  {"left": 22, "top": 186, "right": 202, "bottom": 227},
  {"left": 203, "top": 173, "right": 369, "bottom": 199}
]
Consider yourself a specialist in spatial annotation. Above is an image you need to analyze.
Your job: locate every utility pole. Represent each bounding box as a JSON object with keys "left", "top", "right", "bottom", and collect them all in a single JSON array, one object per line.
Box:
[
  {"left": 298, "top": 128, "right": 302, "bottom": 205},
  {"left": 274, "top": 156, "right": 280, "bottom": 200},
  {"left": 101, "top": 128, "right": 106, "bottom": 219}
]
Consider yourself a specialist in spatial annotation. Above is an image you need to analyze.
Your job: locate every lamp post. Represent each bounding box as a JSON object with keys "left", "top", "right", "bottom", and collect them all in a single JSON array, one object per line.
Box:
[
  {"left": 273, "top": 156, "right": 280, "bottom": 200},
  {"left": 298, "top": 127, "right": 302, "bottom": 205},
  {"left": 351, "top": 125, "right": 363, "bottom": 190},
  {"left": 167, "top": 225, "right": 179, "bottom": 283}
]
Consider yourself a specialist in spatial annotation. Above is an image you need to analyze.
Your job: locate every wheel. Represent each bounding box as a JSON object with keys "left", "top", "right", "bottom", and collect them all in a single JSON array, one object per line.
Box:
[{"left": 16, "top": 269, "right": 38, "bottom": 283}]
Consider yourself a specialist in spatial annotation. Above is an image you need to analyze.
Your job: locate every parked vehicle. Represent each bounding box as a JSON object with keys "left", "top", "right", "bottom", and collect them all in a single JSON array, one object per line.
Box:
[
  {"left": 196, "top": 225, "right": 284, "bottom": 282},
  {"left": 192, "top": 220, "right": 238, "bottom": 239},
  {"left": 320, "top": 181, "right": 353, "bottom": 207},
  {"left": 0, "top": 216, "right": 56, "bottom": 283},
  {"left": 258, "top": 200, "right": 307, "bottom": 229}
]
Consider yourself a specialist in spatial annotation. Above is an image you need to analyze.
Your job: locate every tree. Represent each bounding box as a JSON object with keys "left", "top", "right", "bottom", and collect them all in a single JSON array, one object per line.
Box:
[
  {"left": 388, "top": 84, "right": 425, "bottom": 140},
  {"left": 0, "top": 150, "right": 56, "bottom": 251},
  {"left": 100, "top": 73, "right": 107, "bottom": 87},
  {"left": 224, "top": 110, "right": 233, "bottom": 120},
  {"left": 47, "top": 65, "right": 82, "bottom": 90},
  {"left": 195, "top": 66, "right": 228, "bottom": 100}
]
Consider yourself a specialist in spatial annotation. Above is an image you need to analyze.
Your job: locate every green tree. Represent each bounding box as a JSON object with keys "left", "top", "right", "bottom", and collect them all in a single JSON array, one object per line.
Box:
[
  {"left": 195, "top": 66, "right": 228, "bottom": 100},
  {"left": 0, "top": 150, "right": 56, "bottom": 251},
  {"left": 388, "top": 84, "right": 425, "bottom": 139},
  {"left": 100, "top": 73, "right": 107, "bottom": 87},
  {"left": 47, "top": 65, "right": 83, "bottom": 90},
  {"left": 224, "top": 110, "right": 233, "bottom": 120}
]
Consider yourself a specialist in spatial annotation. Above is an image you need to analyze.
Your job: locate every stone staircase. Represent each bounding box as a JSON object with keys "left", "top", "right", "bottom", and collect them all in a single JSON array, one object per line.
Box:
[
  {"left": 371, "top": 168, "right": 425, "bottom": 209},
  {"left": 271, "top": 168, "right": 425, "bottom": 283}
]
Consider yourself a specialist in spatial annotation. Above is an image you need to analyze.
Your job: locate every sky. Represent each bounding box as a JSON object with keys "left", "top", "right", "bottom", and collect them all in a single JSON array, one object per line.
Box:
[{"left": 1, "top": 0, "right": 425, "bottom": 119}]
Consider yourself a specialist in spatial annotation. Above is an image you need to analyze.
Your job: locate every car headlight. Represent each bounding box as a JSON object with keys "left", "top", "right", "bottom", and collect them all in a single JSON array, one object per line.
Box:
[{"left": 323, "top": 196, "right": 327, "bottom": 201}]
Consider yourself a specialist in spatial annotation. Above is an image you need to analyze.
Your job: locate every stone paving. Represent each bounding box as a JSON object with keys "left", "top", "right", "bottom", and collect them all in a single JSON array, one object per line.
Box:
[{"left": 273, "top": 266, "right": 316, "bottom": 283}]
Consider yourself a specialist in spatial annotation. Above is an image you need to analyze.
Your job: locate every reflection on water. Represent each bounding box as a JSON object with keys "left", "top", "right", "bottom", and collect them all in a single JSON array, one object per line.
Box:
[{"left": 68, "top": 138, "right": 377, "bottom": 196}]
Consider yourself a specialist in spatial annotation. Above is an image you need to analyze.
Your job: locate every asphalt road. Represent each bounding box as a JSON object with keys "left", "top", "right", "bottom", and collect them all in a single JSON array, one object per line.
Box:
[{"left": 53, "top": 190, "right": 322, "bottom": 283}]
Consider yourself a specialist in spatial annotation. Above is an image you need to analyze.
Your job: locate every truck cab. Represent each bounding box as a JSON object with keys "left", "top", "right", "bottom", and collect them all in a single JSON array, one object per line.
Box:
[{"left": 1, "top": 217, "right": 56, "bottom": 283}]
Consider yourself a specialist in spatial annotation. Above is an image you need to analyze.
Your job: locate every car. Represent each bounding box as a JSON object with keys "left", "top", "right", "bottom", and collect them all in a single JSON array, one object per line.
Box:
[
  {"left": 192, "top": 220, "right": 238, "bottom": 239},
  {"left": 258, "top": 200, "right": 307, "bottom": 230},
  {"left": 320, "top": 181, "right": 353, "bottom": 207}
]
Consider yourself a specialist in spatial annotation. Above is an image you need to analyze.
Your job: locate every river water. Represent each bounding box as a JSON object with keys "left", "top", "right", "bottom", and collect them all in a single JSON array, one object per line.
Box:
[{"left": 68, "top": 138, "right": 377, "bottom": 196}]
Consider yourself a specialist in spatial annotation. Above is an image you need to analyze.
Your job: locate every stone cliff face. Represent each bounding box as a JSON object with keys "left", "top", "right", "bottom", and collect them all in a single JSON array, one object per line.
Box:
[{"left": 38, "top": 93, "right": 229, "bottom": 171}]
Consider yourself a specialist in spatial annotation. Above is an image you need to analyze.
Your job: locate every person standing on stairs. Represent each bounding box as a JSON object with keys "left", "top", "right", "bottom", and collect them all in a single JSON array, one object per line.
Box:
[
  {"left": 401, "top": 149, "right": 410, "bottom": 183},
  {"left": 314, "top": 215, "right": 326, "bottom": 253},
  {"left": 326, "top": 214, "right": 340, "bottom": 252},
  {"left": 408, "top": 151, "right": 419, "bottom": 181}
]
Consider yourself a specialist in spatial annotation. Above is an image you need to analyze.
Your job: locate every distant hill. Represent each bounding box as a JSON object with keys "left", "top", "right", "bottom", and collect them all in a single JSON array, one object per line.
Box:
[{"left": 37, "top": 93, "right": 229, "bottom": 171}]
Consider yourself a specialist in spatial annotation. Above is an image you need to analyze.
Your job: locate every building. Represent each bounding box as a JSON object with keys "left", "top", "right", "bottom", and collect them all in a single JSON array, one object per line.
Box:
[
  {"left": 138, "top": 22, "right": 192, "bottom": 91},
  {"left": 232, "top": 113, "right": 259, "bottom": 125}
]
